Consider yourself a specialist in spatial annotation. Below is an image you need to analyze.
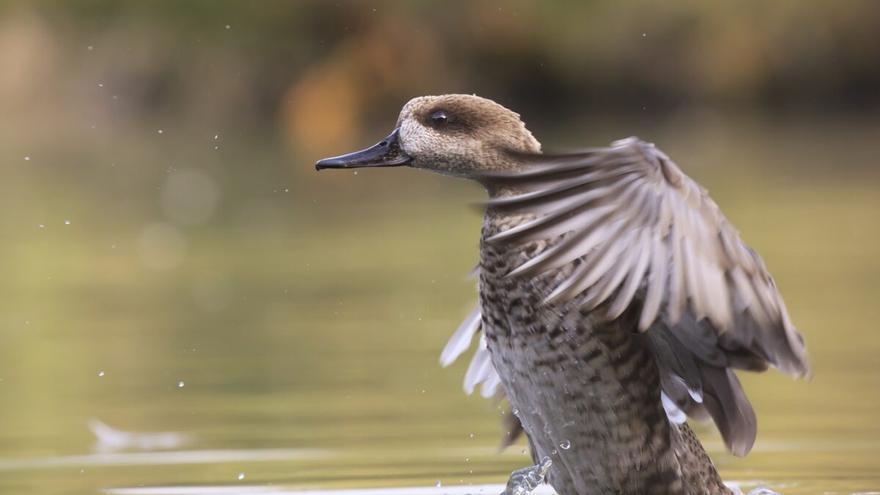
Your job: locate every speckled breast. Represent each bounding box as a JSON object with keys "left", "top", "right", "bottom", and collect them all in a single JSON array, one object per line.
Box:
[{"left": 477, "top": 210, "right": 715, "bottom": 495}]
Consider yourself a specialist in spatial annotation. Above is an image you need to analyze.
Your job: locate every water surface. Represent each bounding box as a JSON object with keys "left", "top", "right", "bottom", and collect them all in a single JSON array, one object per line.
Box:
[{"left": 1, "top": 118, "right": 878, "bottom": 494}]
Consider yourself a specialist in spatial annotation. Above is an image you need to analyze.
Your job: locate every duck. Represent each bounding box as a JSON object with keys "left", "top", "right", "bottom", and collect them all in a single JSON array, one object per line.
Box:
[{"left": 316, "top": 94, "right": 810, "bottom": 495}]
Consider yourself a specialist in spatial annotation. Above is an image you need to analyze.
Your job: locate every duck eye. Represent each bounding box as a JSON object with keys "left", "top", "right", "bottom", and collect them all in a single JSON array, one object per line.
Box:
[{"left": 429, "top": 110, "right": 448, "bottom": 125}]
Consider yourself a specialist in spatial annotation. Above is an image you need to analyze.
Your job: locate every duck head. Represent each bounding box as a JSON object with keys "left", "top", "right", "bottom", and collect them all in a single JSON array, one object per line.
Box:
[{"left": 315, "top": 94, "right": 541, "bottom": 179}]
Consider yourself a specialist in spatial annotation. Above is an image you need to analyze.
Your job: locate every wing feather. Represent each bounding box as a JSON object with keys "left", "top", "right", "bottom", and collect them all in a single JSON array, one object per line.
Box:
[
  {"left": 439, "top": 306, "right": 482, "bottom": 367},
  {"left": 463, "top": 335, "right": 493, "bottom": 395},
  {"left": 607, "top": 230, "right": 651, "bottom": 319},
  {"left": 640, "top": 233, "right": 667, "bottom": 330}
]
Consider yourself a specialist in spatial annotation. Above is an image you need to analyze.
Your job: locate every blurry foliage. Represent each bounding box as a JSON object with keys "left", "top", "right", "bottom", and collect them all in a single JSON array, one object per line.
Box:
[
  {"left": 1, "top": 0, "right": 878, "bottom": 245},
  {"left": 1, "top": 0, "right": 879, "bottom": 158}
]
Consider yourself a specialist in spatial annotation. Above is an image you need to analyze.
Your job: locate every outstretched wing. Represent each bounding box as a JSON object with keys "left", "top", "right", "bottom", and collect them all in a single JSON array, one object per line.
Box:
[{"left": 472, "top": 137, "right": 809, "bottom": 456}]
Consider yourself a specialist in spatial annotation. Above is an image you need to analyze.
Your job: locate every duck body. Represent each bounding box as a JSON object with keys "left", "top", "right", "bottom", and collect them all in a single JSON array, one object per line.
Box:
[
  {"left": 315, "top": 94, "right": 809, "bottom": 495},
  {"left": 480, "top": 208, "right": 730, "bottom": 495}
]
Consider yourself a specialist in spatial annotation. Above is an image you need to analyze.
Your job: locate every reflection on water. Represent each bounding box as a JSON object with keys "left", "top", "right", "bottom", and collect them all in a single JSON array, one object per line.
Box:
[
  {"left": 106, "top": 484, "right": 558, "bottom": 495},
  {"left": 105, "top": 483, "right": 557, "bottom": 495},
  {"left": 0, "top": 449, "right": 327, "bottom": 471},
  {"left": 89, "top": 419, "right": 192, "bottom": 452},
  {"left": 0, "top": 119, "right": 878, "bottom": 494}
]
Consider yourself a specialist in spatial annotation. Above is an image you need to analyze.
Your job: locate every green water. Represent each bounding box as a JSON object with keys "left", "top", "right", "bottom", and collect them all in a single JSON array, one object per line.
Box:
[{"left": 1, "top": 118, "right": 879, "bottom": 494}]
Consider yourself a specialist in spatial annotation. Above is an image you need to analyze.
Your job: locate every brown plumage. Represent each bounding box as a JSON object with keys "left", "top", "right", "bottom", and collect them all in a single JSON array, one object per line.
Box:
[{"left": 317, "top": 94, "right": 810, "bottom": 495}]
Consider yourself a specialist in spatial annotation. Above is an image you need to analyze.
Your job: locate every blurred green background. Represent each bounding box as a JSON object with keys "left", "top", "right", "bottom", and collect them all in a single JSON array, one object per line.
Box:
[{"left": 0, "top": 1, "right": 878, "bottom": 494}]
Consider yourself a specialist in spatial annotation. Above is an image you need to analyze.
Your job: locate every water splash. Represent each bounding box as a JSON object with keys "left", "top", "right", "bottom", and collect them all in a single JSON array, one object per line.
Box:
[{"left": 503, "top": 456, "right": 553, "bottom": 495}]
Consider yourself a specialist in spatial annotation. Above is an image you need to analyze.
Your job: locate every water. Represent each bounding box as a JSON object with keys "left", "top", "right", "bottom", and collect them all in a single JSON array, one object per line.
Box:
[{"left": 0, "top": 119, "right": 878, "bottom": 494}]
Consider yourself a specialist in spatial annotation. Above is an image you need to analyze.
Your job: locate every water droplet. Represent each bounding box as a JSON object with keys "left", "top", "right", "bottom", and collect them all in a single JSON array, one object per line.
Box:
[
  {"left": 38, "top": 224, "right": 45, "bottom": 228},
  {"left": 435, "top": 481, "right": 442, "bottom": 488},
  {"left": 642, "top": 32, "right": 647, "bottom": 38},
  {"left": 87, "top": 45, "right": 93, "bottom": 51},
  {"left": 97, "top": 370, "right": 105, "bottom": 377},
  {"left": 98, "top": 83, "right": 104, "bottom": 88},
  {"left": 559, "top": 439, "right": 571, "bottom": 450},
  {"left": 468, "top": 432, "right": 475, "bottom": 439},
  {"left": 177, "top": 380, "right": 185, "bottom": 388},
  {"left": 237, "top": 473, "right": 245, "bottom": 480},
  {"left": 225, "top": 24, "right": 231, "bottom": 30},
  {"left": 213, "top": 134, "right": 219, "bottom": 140},
  {"left": 64, "top": 220, "right": 71, "bottom": 225},
  {"left": 157, "top": 129, "right": 164, "bottom": 134},
  {"left": 23, "top": 156, "right": 30, "bottom": 161}
]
